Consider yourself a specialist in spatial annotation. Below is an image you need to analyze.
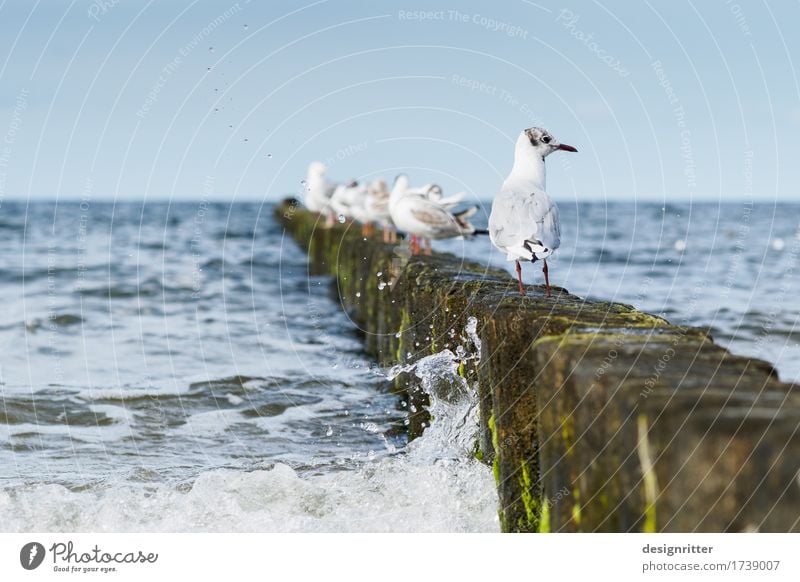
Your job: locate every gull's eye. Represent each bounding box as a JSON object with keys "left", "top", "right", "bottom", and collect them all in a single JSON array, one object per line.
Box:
[{"left": 541, "top": 135, "right": 551, "bottom": 144}]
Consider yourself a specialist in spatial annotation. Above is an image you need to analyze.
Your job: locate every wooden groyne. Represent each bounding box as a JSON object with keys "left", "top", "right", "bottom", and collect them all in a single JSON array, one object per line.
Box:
[{"left": 277, "top": 199, "right": 800, "bottom": 533}]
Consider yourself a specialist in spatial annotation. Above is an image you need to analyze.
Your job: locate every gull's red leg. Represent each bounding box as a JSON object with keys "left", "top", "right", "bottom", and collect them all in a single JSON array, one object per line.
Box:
[
  {"left": 543, "top": 259, "right": 551, "bottom": 298},
  {"left": 515, "top": 260, "right": 525, "bottom": 296},
  {"left": 410, "top": 234, "right": 419, "bottom": 255}
]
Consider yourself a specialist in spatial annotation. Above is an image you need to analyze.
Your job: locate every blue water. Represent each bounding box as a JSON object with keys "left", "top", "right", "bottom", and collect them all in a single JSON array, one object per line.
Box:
[{"left": 0, "top": 199, "right": 797, "bottom": 531}]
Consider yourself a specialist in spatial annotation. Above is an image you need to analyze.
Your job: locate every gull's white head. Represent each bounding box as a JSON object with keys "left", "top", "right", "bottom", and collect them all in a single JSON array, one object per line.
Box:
[
  {"left": 392, "top": 174, "right": 409, "bottom": 193},
  {"left": 426, "top": 184, "right": 443, "bottom": 198},
  {"left": 516, "top": 127, "right": 577, "bottom": 160},
  {"left": 308, "top": 161, "right": 327, "bottom": 177}
]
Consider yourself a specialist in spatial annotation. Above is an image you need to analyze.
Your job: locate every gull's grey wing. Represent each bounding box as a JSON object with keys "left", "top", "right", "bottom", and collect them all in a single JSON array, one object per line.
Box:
[
  {"left": 409, "top": 201, "right": 459, "bottom": 231},
  {"left": 489, "top": 187, "right": 560, "bottom": 252}
]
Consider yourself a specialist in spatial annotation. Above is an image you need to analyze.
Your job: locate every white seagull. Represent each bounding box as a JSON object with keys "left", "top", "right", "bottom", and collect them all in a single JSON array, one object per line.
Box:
[
  {"left": 303, "top": 162, "right": 336, "bottom": 218},
  {"left": 329, "top": 179, "right": 367, "bottom": 223},
  {"left": 488, "top": 127, "right": 577, "bottom": 297},
  {"left": 389, "top": 174, "right": 483, "bottom": 255},
  {"left": 363, "top": 178, "right": 394, "bottom": 241}
]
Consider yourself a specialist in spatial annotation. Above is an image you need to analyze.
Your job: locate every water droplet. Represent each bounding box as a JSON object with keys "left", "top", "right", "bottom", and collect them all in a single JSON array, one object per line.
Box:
[
  {"left": 300, "top": 179, "right": 306, "bottom": 186},
  {"left": 338, "top": 214, "right": 346, "bottom": 223},
  {"left": 243, "top": 24, "right": 249, "bottom": 30},
  {"left": 395, "top": 331, "right": 402, "bottom": 338},
  {"left": 267, "top": 153, "right": 272, "bottom": 159},
  {"left": 325, "top": 426, "right": 333, "bottom": 437},
  {"left": 355, "top": 292, "right": 361, "bottom": 298},
  {"left": 376, "top": 271, "right": 383, "bottom": 277},
  {"left": 378, "top": 282, "right": 387, "bottom": 290},
  {"left": 208, "top": 46, "right": 214, "bottom": 52}
]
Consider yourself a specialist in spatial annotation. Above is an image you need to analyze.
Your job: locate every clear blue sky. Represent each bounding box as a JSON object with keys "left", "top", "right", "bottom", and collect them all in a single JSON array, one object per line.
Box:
[{"left": 0, "top": 0, "right": 797, "bottom": 202}]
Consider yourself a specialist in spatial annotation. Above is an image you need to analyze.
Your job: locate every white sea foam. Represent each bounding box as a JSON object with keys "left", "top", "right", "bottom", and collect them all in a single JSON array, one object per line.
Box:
[
  {"left": 0, "top": 416, "right": 132, "bottom": 444},
  {"left": 174, "top": 409, "right": 248, "bottom": 437},
  {"left": 0, "top": 459, "right": 497, "bottom": 532}
]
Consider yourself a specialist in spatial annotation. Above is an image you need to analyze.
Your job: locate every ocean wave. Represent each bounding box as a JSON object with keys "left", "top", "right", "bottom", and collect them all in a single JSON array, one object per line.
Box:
[{"left": 0, "top": 459, "right": 497, "bottom": 532}]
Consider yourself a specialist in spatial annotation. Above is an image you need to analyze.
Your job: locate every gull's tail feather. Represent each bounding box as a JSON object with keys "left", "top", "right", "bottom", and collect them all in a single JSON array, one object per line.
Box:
[
  {"left": 453, "top": 206, "right": 478, "bottom": 231},
  {"left": 451, "top": 206, "right": 490, "bottom": 238},
  {"left": 453, "top": 205, "right": 477, "bottom": 221}
]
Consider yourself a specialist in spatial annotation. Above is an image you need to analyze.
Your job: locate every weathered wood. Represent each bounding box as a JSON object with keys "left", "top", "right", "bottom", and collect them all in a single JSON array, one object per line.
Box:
[{"left": 277, "top": 200, "right": 800, "bottom": 532}]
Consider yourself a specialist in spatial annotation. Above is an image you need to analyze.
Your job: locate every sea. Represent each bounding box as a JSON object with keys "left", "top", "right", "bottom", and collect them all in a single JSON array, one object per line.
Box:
[{"left": 0, "top": 199, "right": 797, "bottom": 532}]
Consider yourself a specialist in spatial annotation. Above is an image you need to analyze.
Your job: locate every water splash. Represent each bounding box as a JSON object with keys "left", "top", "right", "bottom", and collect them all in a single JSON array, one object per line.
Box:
[{"left": 388, "top": 316, "right": 483, "bottom": 459}]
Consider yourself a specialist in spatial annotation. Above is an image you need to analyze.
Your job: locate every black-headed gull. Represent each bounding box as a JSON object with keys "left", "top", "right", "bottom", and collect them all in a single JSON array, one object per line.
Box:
[
  {"left": 488, "top": 127, "right": 577, "bottom": 297},
  {"left": 389, "top": 174, "right": 483, "bottom": 255}
]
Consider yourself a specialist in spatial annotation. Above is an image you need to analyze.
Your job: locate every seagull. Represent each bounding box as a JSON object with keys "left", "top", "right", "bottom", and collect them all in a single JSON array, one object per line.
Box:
[
  {"left": 363, "top": 179, "right": 395, "bottom": 241},
  {"left": 488, "top": 127, "right": 577, "bottom": 297},
  {"left": 303, "top": 162, "right": 336, "bottom": 222},
  {"left": 389, "top": 174, "right": 483, "bottom": 255},
  {"left": 329, "top": 179, "right": 367, "bottom": 223}
]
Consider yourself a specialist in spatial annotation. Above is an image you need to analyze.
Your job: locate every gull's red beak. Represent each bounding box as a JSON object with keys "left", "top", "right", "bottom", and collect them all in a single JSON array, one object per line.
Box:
[{"left": 557, "top": 143, "right": 578, "bottom": 152}]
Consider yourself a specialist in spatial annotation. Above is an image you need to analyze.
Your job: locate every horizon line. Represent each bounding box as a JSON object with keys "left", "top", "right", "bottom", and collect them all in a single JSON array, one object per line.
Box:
[{"left": 0, "top": 194, "right": 795, "bottom": 203}]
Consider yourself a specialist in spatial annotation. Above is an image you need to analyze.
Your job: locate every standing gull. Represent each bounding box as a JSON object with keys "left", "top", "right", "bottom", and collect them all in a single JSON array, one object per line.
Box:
[
  {"left": 389, "top": 174, "right": 483, "bottom": 255},
  {"left": 488, "top": 127, "right": 577, "bottom": 297},
  {"left": 303, "top": 162, "right": 336, "bottom": 220}
]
